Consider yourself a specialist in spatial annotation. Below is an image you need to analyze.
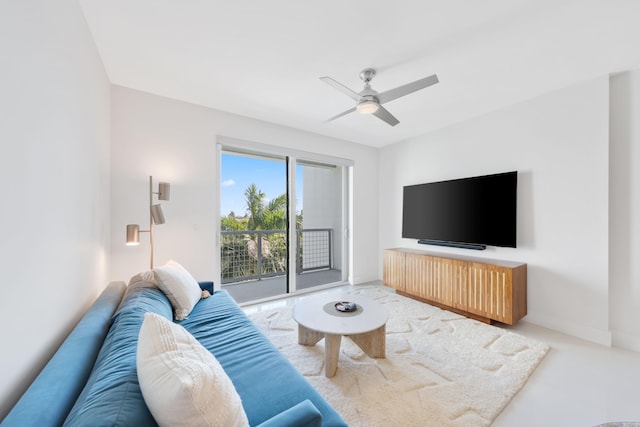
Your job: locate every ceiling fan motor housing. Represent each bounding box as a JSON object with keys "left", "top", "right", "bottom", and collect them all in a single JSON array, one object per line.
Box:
[
  {"left": 359, "top": 68, "right": 377, "bottom": 83},
  {"left": 358, "top": 69, "right": 380, "bottom": 112}
]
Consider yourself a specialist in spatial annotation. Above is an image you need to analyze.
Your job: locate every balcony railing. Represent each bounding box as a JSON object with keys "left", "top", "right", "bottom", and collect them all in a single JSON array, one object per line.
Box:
[{"left": 220, "top": 228, "right": 333, "bottom": 284}]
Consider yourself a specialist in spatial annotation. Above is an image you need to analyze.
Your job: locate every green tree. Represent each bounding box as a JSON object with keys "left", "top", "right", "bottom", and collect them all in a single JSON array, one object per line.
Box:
[
  {"left": 221, "top": 211, "right": 247, "bottom": 231},
  {"left": 244, "top": 184, "right": 266, "bottom": 230},
  {"left": 263, "top": 194, "right": 287, "bottom": 230},
  {"left": 221, "top": 184, "right": 296, "bottom": 280}
]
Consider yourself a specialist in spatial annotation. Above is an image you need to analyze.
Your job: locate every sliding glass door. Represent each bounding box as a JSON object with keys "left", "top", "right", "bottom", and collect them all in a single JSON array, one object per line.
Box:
[
  {"left": 219, "top": 152, "right": 288, "bottom": 302},
  {"left": 218, "top": 144, "right": 349, "bottom": 303},
  {"left": 295, "top": 160, "right": 346, "bottom": 292}
]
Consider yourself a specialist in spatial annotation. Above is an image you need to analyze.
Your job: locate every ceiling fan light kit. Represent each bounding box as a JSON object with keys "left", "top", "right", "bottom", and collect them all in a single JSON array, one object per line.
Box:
[
  {"left": 356, "top": 98, "right": 379, "bottom": 114},
  {"left": 321, "top": 68, "right": 439, "bottom": 126}
]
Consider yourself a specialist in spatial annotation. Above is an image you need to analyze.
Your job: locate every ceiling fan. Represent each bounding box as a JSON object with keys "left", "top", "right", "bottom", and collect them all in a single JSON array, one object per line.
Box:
[{"left": 320, "top": 68, "right": 439, "bottom": 126}]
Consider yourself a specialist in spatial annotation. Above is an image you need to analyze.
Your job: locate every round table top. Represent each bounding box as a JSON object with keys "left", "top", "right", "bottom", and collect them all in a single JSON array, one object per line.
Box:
[{"left": 292, "top": 292, "right": 389, "bottom": 335}]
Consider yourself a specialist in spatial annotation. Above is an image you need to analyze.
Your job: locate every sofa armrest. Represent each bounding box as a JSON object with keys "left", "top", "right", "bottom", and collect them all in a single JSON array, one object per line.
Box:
[
  {"left": 255, "top": 400, "right": 322, "bottom": 427},
  {"left": 1, "top": 281, "right": 126, "bottom": 427},
  {"left": 198, "top": 281, "right": 214, "bottom": 295}
]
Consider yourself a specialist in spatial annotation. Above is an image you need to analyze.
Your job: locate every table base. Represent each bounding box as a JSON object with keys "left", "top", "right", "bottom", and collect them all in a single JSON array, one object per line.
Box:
[{"left": 297, "top": 324, "right": 386, "bottom": 377}]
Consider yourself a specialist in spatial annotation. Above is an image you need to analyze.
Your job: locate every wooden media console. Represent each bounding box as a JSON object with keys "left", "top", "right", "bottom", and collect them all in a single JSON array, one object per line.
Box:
[{"left": 383, "top": 248, "right": 527, "bottom": 325}]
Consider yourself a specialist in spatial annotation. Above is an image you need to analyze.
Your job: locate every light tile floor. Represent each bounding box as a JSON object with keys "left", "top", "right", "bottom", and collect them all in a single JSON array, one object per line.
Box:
[
  {"left": 242, "top": 282, "right": 640, "bottom": 427},
  {"left": 494, "top": 321, "right": 640, "bottom": 427}
]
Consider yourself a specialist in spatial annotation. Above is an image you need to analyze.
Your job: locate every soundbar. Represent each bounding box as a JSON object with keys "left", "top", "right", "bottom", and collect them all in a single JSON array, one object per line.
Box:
[{"left": 417, "top": 239, "right": 486, "bottom": 251}]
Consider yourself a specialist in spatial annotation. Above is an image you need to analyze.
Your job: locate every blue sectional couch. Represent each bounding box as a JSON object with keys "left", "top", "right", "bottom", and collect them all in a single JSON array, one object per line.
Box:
[{"left": 2, "top": 280, "right": 347, "bottom": 427}]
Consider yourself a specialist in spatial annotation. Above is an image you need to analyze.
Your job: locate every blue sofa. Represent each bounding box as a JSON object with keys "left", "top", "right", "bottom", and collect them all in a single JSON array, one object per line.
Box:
[{"left": 2, "top": 281, "right": 347, "bottom": 427}]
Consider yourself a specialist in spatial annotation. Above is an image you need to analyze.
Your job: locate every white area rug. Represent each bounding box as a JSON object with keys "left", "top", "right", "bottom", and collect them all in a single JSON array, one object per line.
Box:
[{"left": 247, "top": 286, "right": 549, "bottom": 427}]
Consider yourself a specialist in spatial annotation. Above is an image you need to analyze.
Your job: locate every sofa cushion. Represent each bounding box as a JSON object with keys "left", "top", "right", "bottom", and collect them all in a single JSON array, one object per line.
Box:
[
  {"left": 179, "top": 290, "right": 348, "bottom": 427},
  {"left": 255, "top": 400, "right": 322, "bottom": 427},
  {"left": 137, "top": 312, "right": 249, "bottom": 427},
  {"left": 63, "top": 282, "right": 172, "bottom": 427},
  {"left": 153, "top": 260, "right": 202, "bottom": 320}
]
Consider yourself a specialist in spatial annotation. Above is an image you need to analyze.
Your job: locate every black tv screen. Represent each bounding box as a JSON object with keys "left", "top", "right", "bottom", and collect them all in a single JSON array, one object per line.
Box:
[{"left": 402, "top": 171, "right": 517, "bottom": 248}]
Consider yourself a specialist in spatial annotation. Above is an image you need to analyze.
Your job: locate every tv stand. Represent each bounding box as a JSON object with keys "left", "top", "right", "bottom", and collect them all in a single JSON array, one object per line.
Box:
[{"left": 383, "top": 248, "right": 527, "bottom": 325}]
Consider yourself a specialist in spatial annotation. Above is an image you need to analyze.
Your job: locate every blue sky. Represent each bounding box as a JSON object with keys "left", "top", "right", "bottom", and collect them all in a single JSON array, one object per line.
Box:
[{"left": 221, "top": 153, "right": 303, "bottom": 216}]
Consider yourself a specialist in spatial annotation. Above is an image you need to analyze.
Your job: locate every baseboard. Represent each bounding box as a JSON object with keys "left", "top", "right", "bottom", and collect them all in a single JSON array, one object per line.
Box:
[
  {"left": 611, "top": 330, "right": 640, "bottom": 352},
  {"left": 524, "top": 312, "right": 612, "bottom": 347}
]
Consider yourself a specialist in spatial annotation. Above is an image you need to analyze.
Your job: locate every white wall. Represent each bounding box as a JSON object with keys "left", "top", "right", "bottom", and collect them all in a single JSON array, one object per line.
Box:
[
  {"left": 610, "top": 70, "right": 640, "bottom": 351},
  {"left": 110, "top": 86, "right": 378, "bottom": 287},
  {"left": 379, "top": 76, "right": 611, "bottom": 345},
  {"left": 0, "top": 0, "right": 111, "bottom": 418}
]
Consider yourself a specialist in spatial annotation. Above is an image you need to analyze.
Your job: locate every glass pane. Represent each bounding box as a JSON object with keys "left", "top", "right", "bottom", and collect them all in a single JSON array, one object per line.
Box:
[
  {"left": 220, "top": 152, "right": 288, "bottom": 303},
  {"left": 296, "top": 161, "right": 345, "bottom": 290}
]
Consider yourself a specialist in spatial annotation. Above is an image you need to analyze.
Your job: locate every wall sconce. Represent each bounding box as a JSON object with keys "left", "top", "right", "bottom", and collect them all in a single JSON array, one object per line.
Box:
[{"left": 126, "top": 176, "right": 171, "bottom": 269}]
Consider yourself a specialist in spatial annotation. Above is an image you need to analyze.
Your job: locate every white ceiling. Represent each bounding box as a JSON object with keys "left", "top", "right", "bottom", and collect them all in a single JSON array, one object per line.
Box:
[{"left": 79, "top": 0, "right": 640, "bottom": 148}]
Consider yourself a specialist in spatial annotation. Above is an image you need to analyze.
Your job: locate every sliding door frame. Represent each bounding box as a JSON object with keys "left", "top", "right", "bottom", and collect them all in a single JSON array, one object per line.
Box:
[{"left": 215, "top": 136, "right": 353, "bottom": 297}]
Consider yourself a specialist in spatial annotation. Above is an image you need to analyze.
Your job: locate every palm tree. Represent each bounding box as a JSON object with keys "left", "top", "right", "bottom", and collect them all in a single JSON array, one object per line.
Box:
[
  {"left": 242, "top": 185, "right": 289, "bottom": 274},
  {"left": 261, "top": 193, "right": 288, "bottom": 273},
  {"left": 263, "top": 194, "right": 287, "bottom": 230},
  {"left": 244, "top": 184, "right": 265, "bottom": 230},
  {"left": 220, "top": 184, "right": 294, "bottom": 279}
]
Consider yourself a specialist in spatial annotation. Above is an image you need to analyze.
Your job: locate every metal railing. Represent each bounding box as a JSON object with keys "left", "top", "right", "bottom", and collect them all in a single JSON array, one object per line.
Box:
[{"left": 220, "top": 228, "right": 333, "bottom": 284}]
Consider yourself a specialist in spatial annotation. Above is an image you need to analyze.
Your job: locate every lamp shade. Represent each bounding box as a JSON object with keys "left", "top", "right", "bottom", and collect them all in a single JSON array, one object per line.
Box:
[
  {"left": 126, "top": 224, "right": 140, "bottom": 245},
  {"left": 150, "top": 204, "right": 166, "bottom": 225},
  {"left": 158, "top": 182, "right": 170, "bottom": 201}
]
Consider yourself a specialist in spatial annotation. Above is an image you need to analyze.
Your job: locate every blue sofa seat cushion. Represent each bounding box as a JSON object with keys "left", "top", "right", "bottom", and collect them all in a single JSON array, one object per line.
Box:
[
  {"left": 179, "top": 290, "right": 347, "bottom": 427},
  {"left": 63, "top": 282, "right": 172, "bottom": 426}
]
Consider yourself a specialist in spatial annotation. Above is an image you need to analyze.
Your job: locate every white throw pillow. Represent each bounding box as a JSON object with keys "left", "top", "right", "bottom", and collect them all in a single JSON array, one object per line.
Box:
[
  {"left": 137, "top": 312, "right": 249, "bottom": 427},
  {"left": 129, "top": 269, "right": 156, "bottom": 286},
  {"left": 153, "top": 260, "right": 202, "bottom": 320}
]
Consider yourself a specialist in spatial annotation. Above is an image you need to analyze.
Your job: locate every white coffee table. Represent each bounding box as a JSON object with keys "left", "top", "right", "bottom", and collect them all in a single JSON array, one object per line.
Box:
[{"left": 291, "top": 293, "right": 389, "bottom": 378}]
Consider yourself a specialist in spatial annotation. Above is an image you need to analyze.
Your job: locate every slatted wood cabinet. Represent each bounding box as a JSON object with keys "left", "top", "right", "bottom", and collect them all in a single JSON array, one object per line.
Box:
[{"left": 383, "top": 248, "right": 527, "bottom": 324}]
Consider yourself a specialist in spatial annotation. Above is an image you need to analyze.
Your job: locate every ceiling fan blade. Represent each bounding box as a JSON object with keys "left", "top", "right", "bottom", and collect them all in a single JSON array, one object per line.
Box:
[
  {"left": 326, "top": 106, "right": 357, "bottom": 122},
  {"left": 320, "top": 76, "right": 361, "bottom": 102},
  {"left": 377, "top": 74, "right": 439, "bottom": 105},
  {"left": 372, "top": 105, "right": 400, "bottom": 126}
]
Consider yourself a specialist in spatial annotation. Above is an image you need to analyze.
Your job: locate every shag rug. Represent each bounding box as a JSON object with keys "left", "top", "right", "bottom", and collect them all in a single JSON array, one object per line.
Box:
[{"left": 247, "top": 285, "right": 549, "bottom": 427}]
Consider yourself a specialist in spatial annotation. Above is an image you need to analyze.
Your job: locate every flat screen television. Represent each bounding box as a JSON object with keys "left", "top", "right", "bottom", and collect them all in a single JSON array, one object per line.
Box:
[{"left": 402, "top": 171, "right": 517, "bottom": 249}]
